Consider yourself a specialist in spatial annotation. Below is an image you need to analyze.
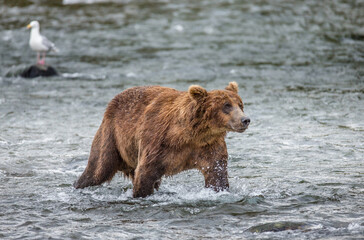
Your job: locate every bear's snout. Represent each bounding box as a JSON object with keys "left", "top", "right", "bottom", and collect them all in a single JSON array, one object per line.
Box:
[
  {"left": 227, "top": 107, "right": 250, "bottom": 132},
  {"left": 241, "top": 117, "right": 250, "bottom": 128}
]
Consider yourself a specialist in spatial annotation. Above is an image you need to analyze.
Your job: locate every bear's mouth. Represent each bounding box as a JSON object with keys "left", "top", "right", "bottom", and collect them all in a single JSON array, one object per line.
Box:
[
  {"left": 229, "top": 125, "right": 248, "bottom": 133},
  {"left": 235, "top": 127, "right": 248, "bottom": 133}
]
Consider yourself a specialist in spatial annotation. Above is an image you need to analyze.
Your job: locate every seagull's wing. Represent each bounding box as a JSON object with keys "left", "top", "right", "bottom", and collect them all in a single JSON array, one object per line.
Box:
[{"left": 41, "top": 35, "right": 58, "bottom": 52}]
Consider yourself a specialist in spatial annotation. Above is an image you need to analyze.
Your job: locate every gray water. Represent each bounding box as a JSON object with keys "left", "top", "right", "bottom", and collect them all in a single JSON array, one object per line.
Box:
[{"left": 1, "top": 0, "right": 364, "bottom": 239}]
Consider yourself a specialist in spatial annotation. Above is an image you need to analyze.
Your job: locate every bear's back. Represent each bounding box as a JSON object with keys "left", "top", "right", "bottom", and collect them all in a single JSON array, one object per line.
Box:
[{"left": 104, "top": 86, "right": 180, "bottom": 121}]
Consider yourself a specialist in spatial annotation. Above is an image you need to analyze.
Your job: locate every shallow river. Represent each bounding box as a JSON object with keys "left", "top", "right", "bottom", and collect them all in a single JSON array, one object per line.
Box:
[{"left": 1, "top": 0, "right": 363, "bottom": 239}]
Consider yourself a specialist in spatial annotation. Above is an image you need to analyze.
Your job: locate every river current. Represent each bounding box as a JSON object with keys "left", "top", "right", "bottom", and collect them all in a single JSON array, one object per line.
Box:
[{"left": 0, "top": 0, "right": 363, "bottom": 239}]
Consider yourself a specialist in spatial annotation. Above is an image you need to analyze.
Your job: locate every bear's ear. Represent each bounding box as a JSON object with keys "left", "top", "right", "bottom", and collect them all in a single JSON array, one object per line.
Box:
[
  {"left": 189, "top": 85, "right": 208, "bottom": 101},
  {"left": 225, "top": 81, "right": 238, "bottom": 93}
]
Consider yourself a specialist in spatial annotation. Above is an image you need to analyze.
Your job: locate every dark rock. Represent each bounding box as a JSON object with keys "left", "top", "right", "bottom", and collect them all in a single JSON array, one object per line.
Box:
[
  {"left": 21, "top": 64, "right": 58, "bottom": 78},
  {"left": 247, "top": 221, "right": 307, "bottom": 233}
]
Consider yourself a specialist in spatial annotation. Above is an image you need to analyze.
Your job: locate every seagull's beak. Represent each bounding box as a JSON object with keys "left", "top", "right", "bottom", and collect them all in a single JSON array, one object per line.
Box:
[{"left": 27, "top": 24, "right": 32, "bottom": 29}]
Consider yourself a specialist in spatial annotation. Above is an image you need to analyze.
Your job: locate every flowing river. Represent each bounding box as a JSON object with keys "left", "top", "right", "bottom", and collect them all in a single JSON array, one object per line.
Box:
[{"left": 0, "top": 0, "right": 363, "bottom": 239}]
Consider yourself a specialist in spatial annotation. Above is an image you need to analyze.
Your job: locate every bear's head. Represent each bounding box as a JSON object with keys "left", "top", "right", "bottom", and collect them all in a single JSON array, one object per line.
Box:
[{"left": 188, "top": 82, "right": 250, "bottom": 133}]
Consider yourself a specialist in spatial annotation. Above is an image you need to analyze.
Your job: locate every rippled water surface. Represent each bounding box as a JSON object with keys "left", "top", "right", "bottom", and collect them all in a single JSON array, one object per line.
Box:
[{"left": 1, "top": 0, "right": 363, "bottom": 239}]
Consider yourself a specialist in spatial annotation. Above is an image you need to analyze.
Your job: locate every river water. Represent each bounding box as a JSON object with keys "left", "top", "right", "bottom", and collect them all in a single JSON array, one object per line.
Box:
[{"left": 1, "top": 0, "right": 363, "bottom": 239}]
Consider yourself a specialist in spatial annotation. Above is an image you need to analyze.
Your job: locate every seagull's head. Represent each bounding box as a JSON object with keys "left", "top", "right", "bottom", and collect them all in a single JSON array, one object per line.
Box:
[{"left": 27, "top": 21, "right": 40, "bottom": 30}]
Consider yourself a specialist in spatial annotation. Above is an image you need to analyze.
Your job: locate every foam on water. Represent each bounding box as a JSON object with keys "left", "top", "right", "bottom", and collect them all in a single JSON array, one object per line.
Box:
[{"left": 62, "top": 0, "right": 120, "bottom": 5}]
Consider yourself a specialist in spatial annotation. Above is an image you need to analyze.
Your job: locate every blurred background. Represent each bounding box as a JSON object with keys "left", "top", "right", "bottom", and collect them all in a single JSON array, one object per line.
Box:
[{"left": 0, "top": 0, "right": 363, "bottom": 239}]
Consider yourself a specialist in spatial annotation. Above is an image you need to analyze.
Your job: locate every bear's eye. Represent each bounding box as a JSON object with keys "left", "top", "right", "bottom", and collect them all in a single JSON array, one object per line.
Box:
[{"left": 223, "top": 103, "right": 233, "bottom": 114}]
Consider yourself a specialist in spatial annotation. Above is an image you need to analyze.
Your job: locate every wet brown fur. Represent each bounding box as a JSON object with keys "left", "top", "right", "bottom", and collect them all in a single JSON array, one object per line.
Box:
[{"left": 74, "top": 82, "right": 249, "bottom": 198}]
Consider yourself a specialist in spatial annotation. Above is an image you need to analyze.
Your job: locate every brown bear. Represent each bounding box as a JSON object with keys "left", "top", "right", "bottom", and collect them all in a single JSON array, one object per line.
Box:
[{"left": 74, "top": 82, "right": 250, "bottom": 198}]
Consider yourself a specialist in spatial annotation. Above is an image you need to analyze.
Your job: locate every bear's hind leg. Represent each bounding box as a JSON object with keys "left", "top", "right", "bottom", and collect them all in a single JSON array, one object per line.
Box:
[
  {"left": 133, "top": 165, "right": 164, "bottom": 198},
  {"left": 133, "top": 174, "right": 161, "bottom": 198},
  {"left": 154, "top": 179, "right": 161, "bottom": 191},
  {"left": 74, "top": 125, "right": 121, "bottom": 189}
]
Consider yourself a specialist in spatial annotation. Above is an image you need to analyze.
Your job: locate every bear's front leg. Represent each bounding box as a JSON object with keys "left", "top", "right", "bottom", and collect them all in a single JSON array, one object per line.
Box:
[
  {"left": 202, "top": 159, "right": 229, "bottom": 191},
  {"left": 198, "top": 141, "right": 229, "bottom": 192}
]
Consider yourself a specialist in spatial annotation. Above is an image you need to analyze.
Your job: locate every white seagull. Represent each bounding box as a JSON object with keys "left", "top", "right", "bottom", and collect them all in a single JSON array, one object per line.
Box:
[{"left": 27, "top": 21, "right": 58, "bottom": 65}]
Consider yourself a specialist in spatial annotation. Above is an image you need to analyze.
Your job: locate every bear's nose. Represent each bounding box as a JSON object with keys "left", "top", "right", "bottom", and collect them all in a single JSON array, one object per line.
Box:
[{"left": 241, "top": 117, "right": 250, "bottom": 127}]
